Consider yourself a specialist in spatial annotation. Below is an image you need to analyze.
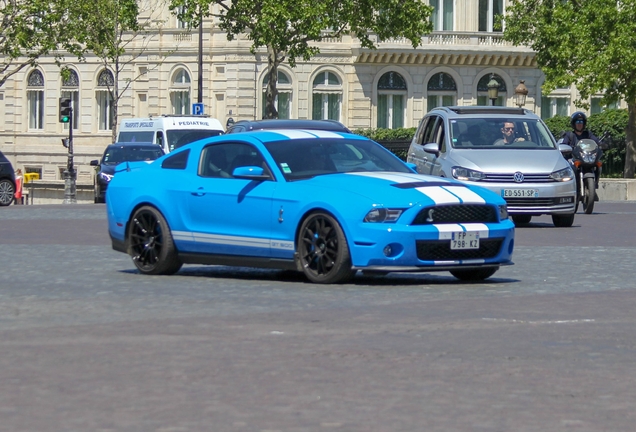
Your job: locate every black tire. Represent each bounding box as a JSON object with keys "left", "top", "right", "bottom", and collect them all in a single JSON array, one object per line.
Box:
[
  {"left": 552, "top": 213, "right": 575, "bottom": 227},
  {"left": 582, "top": 177, "right": 595, "bottom": 214},
  {"left": 512, "top": 215, "right": 532, "bottom": 225},
  {"left": 127, "top": 206, "right": 182, "bottom": 275},
  {"left": 297, "top": 212, "right": 355, "bottom": 284},
  {"left": 450, "top": 267, "right": 498, "bottom": 281},
  {"left": 0, "top": 179, "right": 15, "bottom": 206}
]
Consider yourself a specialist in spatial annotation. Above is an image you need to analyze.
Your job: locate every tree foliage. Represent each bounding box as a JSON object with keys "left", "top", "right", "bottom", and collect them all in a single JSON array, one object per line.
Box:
[
  {"left": 504, "top": 0, "right": 636, "bottom": 178},
  {"left": 170, "top": 0, "right": 433, "bottom": 118}
]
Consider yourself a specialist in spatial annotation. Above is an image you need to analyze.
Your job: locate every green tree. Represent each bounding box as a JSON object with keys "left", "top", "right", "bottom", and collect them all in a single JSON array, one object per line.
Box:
[
  {"left": 0, "top": 0, "right": 79, "bottom": 88},
  {"left": 170, "top": 0, "right": 433, "bottom": 119},
  {"left": 504, "top": 0, "right": 636, "bottom": 178}
]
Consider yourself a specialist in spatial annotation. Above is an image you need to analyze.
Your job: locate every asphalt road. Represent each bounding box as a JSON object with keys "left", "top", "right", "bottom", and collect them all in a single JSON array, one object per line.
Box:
[{"left": 1, "top": 202, "right": 635, "bottom": 432}]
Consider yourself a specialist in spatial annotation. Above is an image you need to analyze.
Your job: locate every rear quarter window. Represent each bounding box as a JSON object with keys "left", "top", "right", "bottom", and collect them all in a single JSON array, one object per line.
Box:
[{"left": 162, "top": 149, "right": 190, "bottom": 170}]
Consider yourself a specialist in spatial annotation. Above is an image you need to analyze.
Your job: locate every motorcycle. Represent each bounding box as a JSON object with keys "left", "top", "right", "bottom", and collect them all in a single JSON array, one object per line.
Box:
[{"left": 569, "top": 138, "right": 606, "bottom": 214}]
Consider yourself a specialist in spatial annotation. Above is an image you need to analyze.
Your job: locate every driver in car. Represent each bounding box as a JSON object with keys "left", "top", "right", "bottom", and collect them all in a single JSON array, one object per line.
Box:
[{"left": 493, "top": 122, "right": 525, "bottom": 146}]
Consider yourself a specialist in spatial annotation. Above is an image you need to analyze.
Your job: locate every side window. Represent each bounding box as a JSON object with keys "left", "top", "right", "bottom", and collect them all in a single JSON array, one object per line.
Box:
[
  {"left": 435, "top": 121, "right": 446, "bottom": 153},
  {"left": 162, "top": 149, "right": 189, "bottom": 170},
  {"left": 413, "top": 118, "right": 429, "bottom": 145},
  {"left": 156, "top": 131, "right": 164, "bottom": 147},
  {"left": 422, "top": 116, "right": 440, "bottom": 144},
  {"left": 199, "top": 143, "right": 270, "bottom": 179}
]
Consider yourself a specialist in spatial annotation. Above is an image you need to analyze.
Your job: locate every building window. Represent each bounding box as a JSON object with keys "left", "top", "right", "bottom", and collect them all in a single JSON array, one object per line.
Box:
[
  {"left": 427, "top": 72, "right": 457, "bottom": 111},
  {"left": 61, "top": 70, "right": 80, "bottom": 130},
  {"left": 377, "top": 71, "right": 407, "bottom": 129},
  {"left": 96, "top": 69, "right": 114, "bottom": 131},
  {"left": 171, "top": 68, "right": 191, "bottom": 115},
  {"left": 479, "top": 0, "right": 503, "bottom": 32},
  {"left": 591, "top": 97, "right": 619, "bottom": 114},
  {"left": 312, "top": 72, "right": 342, "bottom": 121},
  {"left": 262, "top": 71, "right": 292, "bottom": 119},
  {"left": 176, "top": 6, "right": 188, "bottom": 29},
  {"left": 477, "top": 74, "right": 506, "bottom": 106},
  {"left": 540, "top": 96, "right": 569, "bottom": 118},
  {"left": 430, "top": 0, "right": 454, "bottom": 31},
  {"left": 27, "top": 70, "right": 45, "bottom": 130}
]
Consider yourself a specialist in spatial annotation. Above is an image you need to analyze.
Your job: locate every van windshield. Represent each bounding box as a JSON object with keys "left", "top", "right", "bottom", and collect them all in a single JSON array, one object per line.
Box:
[
  {"left": 118, "top": 131, "right": 154, "bottom": 143},
  {"left": 168, "top": 130, "right": 224, "bottom": 152}
]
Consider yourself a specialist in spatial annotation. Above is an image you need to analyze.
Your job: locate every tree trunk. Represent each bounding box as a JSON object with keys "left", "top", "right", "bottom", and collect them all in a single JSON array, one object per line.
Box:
[
  {"left": 625, "top": 102, "right": 636, "bottom": 178},
  {"left": 263, "top": 45, "right": 280, "bottom": 119}
]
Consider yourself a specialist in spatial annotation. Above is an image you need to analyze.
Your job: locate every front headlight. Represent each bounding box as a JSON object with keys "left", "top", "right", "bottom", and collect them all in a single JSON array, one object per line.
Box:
[
  {"left": 364, "top": 208, "right": 404, "bottom": 223},
  {"left": 499, "top": 205, "right": 508, "bottom": 221},
  {"left": 451, "top": 166, "right": 485, "bottom": 181},
  {"left": 549, "top": 167, "right": 574, "bottom": 182},
  {"left": 99, "top": 172, "right": 114, "bottom": 182},
  {"left": 582, "top": 152, "right": 597, "bottom": 163}
]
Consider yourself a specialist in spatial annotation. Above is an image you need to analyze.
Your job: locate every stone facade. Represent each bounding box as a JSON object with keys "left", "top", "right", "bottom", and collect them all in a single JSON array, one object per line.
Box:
[{"left": 0, "top": 0, "right": 620, "bottom": 181}]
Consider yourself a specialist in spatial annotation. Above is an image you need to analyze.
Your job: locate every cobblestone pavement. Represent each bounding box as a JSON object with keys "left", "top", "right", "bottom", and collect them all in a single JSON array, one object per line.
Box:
[{"left": 0, "top": 203, "right": 635, "bottom": 432}]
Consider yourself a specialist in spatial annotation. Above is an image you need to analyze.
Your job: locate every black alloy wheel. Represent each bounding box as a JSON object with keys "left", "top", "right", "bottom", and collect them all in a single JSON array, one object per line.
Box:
[
  {"left": 128, "top": 206, "right": 182, "bottom": 275},
  {"left": 297, "top": 212, "right": 355, "bottom": 284},
  {"left": 0, "top": 179, "right": 15, "bottom": 206},
  {"left": 582, "top": 177, "right": 595, "bottom": 214}
]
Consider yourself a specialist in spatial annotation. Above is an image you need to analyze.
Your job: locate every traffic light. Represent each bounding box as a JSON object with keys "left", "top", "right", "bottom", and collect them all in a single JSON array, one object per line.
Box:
[{"left": 59, "top": 97, "right": 71, "bottom": 123}]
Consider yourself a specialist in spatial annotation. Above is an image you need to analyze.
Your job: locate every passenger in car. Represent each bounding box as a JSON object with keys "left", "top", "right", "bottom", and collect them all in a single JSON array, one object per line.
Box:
[{"left": 493, "top": 122, "right": 525, "bottom": 146}]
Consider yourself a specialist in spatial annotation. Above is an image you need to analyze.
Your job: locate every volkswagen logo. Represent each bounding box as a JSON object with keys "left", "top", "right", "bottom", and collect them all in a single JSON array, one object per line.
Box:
[{"left": 513, "top": 172, "right": 524, "bottom": 183}]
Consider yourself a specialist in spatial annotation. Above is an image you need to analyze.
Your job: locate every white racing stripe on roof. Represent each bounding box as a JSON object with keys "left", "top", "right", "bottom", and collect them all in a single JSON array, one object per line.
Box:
[
  {"left": 417, "top": 186, "right": 461, "bottom": 204},
  {"left": 443, "top": 186, "right": 486, "bottom": 204},
  {"left": 270, "top": 130, "right": 317, "bottom": 139},
  {"left": 304, "top": 130, "right": 345, "bottom": 138}
]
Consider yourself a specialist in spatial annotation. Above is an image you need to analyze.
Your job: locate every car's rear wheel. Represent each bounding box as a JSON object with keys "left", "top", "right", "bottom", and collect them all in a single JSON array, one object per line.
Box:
[
  {"left": 297, "top": 212, "right": 355, "bottom": 284},
  {"left": 0, "top": 179, "right": 15, "bottom": 206},
  {"left": 582, "top": 177, "right": 595, "bottom": 214},
  {"left": 512, "top": 215, "right": 532, "bottom": 225},
  {"left": 450, "top": 268, "right": 498, "bottom": 281},
  {"left": 552, "top": 213, "right": 575, "bottom": 227},
  {"left": 128, "top": 206, "right": 182, "bottom": 275}
]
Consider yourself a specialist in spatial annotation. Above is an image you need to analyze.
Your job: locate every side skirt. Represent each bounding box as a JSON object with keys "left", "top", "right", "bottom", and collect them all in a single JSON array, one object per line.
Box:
[{"left": 178, "top": 252, "right": 298, "bottom": 271}]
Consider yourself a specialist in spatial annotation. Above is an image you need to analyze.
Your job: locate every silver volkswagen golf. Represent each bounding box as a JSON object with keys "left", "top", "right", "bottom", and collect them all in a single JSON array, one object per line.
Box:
[{"left": 407, "top": 106, "right": 576, "bottom": 227}]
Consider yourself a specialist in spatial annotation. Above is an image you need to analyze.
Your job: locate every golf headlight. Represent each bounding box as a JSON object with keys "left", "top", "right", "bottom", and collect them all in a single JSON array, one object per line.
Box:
[
  {"left": 452, "top": 166, "right": 485, "bottom": 181},
  {"left": 99, "top": 172, "right": 114, "bottom": 182},
  {"left": 364, "top": 208, "right": 404, "bottom": 223},
  {"left": 499, "top": 205, "right": 508, "bottom": 221},
  {"left": 549, "top": 167, "right": 574, "bottom": 182}
]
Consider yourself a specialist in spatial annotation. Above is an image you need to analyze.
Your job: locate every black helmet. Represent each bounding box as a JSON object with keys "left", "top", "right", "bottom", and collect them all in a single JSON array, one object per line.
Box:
[{"left": 570, "top": 111, "right": 587, "bottom": 128}]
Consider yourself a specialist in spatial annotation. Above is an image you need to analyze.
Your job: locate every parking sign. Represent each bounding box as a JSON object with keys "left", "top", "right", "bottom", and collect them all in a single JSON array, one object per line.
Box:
[{"left": 192, "top": 103, "right": 204, "bottom": 115}]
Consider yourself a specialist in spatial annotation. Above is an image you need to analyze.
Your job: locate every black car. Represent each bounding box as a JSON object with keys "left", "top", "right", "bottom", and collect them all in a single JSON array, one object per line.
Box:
[
  {"left": 225, "top": 119, "right": 351, "bottom": 134},
  {"left": 0, "top": 150, "right": 16, "bottom": 207},
  {"left": 90, "top": 142, "right": 164, "bottom": 203}
]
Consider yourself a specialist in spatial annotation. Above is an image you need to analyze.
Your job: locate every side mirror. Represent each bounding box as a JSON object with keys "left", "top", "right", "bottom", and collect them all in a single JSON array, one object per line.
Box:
[
  {"left": 558, "top": 144, "right": 572, "bottom": 155},
  {"left": 405, "top": 162, "right": 418, "bottom": 173},
  {"left": 90, "top": 160, "right": 99, "bottom": 166},
  {"left": 600, "top": 142, "right": 609, "bottom": 151},
  {"left": 423, "top": 142, "right": 440, "bottom": 156},
  {"left": 232, "top": 166, "right": 269, "bottom": 180}
]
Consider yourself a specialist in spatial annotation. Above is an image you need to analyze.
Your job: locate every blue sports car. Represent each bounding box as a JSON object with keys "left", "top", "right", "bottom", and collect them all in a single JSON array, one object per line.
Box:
[{"left": 106, "top": 130, "right": 515, "bottom": 283}]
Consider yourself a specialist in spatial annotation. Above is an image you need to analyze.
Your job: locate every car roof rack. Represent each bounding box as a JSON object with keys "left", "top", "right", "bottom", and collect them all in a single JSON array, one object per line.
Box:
[{"left": 438, "top": 106, "right": 529, "bottom": 115}]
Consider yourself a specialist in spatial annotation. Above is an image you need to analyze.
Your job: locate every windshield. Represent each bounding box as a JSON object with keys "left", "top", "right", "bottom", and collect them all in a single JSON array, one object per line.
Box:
[
  {"left": 102, "top": 145, "right": 164, "bottom": 165},
  {"left": 449, "top": 118, "right": 556, "bottom": 149},
  {"left": 264, "top": 138, "right": 412, "bottom": 180},
  {"left": 118, "top": 131, "right": 154, "bottom": 143},
  {"left": 167, "top": 129, "right": 224, "bottom": 152}
]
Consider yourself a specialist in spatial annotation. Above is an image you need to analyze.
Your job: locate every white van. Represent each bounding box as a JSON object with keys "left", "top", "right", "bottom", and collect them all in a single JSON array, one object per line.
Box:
[{"left": 116, "top": 115, "right": 225, "bottom": 153}]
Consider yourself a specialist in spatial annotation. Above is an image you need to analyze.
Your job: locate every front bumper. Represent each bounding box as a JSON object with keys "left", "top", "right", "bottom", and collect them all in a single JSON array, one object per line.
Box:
[{"left": 469, "top": 181, "right": 576, "bottom": 215}]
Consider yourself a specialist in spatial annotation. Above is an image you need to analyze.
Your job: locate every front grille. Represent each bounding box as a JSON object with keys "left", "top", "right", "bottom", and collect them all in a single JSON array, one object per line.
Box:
[
  {"left": 416, "top": 239, "right": 503, "bottom": 261},
  {"left": 483, "top": 173, "right": 553, "bottom": 183},
  {"left": 412, "top": 204, "right": 498, "bottom": 225}
]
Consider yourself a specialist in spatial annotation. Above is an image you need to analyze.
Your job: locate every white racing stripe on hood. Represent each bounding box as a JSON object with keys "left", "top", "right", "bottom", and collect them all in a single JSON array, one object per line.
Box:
[
  {"left": 417, "top": 186, "right": 461, "bottom": 204},
  {"left": 349, "top": 171, "right": 452, "bottom": 184},
  {"left": 442, "top": 186, "right": 486, "bottom": 204}
]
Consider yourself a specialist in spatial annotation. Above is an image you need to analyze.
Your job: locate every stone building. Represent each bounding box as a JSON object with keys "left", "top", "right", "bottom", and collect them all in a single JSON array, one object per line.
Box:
[{"left": 0, "top": 0, "right": 621, "bottom": 181}]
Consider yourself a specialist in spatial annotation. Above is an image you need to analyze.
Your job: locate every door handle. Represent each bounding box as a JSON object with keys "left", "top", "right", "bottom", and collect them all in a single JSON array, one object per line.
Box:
[{"left": 191, "top": 187, "right": 205, "bottom": 197}]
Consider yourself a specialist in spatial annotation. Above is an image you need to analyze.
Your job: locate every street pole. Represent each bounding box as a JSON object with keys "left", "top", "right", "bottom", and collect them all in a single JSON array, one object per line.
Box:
[
  {"left": 63, "top": 105, "right": 76, "bottom": 204},
  {"left": 197, "top": 8, "right": 203, "bottom": 104}
]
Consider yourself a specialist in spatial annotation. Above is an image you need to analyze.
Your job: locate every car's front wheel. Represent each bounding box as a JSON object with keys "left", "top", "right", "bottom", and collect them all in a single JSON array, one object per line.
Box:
[
  {"left": 552, "top": 213, "right": 575, "bottom": 227},
  {"left": 127, "top": 206, "right": 182, "bottom": 275},
  {"left": 512, "top": 215, "right": 532, "bottom": 225},
  {"left": 0, "top": 179, "right": 15, "bottom": 206},
  {"left": 450, "top": 268, "right": 498, "bottom": 281},
  {"left": 297, "top": 212, "right": 355, "bottom": 284}
]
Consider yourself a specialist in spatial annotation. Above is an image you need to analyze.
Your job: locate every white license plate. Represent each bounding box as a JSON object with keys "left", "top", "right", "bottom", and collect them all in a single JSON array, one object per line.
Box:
[
  {"left": 451, "top": 232, "right": 480, "bottom": 250},
  {"left": 501, "top": 188, "right": 539, "bottom": 198}
]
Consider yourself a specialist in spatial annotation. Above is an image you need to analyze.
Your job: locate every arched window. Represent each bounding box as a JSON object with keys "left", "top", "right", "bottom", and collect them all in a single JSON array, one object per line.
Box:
[
  {"left": 312, "top": 72, "right": 342, "bottom": 121},
  {"left": 171, "top": 68, "right": 191, "bottom": 115},
  {"left": 27, "top": 70, "right": 45, "bottom": 130},
  {"left": 262, "top": 71, "right": 292, "bottom": 119},
  {"left": 477, "top": 74, "right": 506, "bottom": 106},
  {"left": 61, "top": 70, "right": 80, "bottom": 130},
  {"left": 377, "top": 71, "right": 406, "bottom": 129},
  {"left": 96, "top": 69, "right": 114, "bottom": 130},
  {"left": 427, "top": 72, "right": 457, "bottom": 111}
]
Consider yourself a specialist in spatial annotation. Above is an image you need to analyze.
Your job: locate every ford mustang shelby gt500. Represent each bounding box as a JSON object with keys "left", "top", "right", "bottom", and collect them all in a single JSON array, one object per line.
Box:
[{"left": 106, "top": 130, "right": 515, "bottom": 283}]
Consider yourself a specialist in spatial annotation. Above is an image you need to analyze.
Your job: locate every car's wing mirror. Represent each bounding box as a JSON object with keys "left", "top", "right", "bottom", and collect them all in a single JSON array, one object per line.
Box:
[
  {"left": 232, "top": 166, "right": 270, "bottom": 180},
  {"left": 90, "top": 159, "right": 99, "bottom": 166},
  {"left": 558, "top": 144, "right": 573, "bottom": 155},
  {"left": 405, "top": 162, "right": 417, "bottom": 173},
  {"left": 600, "top": 142, "right": 610, "bottom": 151},
  {"left": 423, "top": 142, "right": 440, "bottom": 156}
]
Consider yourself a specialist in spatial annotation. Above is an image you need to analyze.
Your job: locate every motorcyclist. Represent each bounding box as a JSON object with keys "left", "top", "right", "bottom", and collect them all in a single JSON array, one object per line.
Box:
[{"left": 561, "top": 111, "right": 602, "bottom": 194}]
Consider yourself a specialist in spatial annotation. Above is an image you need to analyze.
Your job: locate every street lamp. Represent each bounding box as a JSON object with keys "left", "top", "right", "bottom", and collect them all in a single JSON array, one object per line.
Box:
[
  {"left": 514, "top": 80, "right": 529, "bottom": 108},
  {"left": 487, "top": 74, "right": 499, "bottom": 106}
]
